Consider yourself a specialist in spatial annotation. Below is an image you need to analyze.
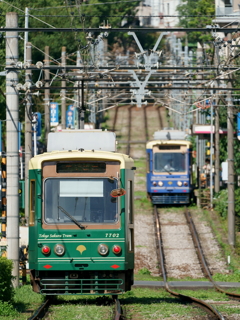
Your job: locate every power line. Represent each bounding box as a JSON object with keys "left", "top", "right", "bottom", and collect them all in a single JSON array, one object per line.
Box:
[
  {"left": 1, "top": 27, "right": 238, "bottom": 32},
  {"left": 28, "top": 0, "right": 142, "bottom": 10},
  {"left": 12, "top": 14, "right": 240, "bottom": 18}
]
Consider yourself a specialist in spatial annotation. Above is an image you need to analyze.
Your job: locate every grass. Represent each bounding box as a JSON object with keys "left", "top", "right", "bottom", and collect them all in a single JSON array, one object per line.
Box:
[
  {"left": 0, "top": 284, "right": 44, "bottom": 320},
  {"left": 134, "top": 196, "right": 152, "bottom": 212},
  {"left": 198, "top": 208, "right": 240, "bottom": 275},
  {"left": 3, "top": 280, "right": 240, "bottom": 320},
  {"left": 120, "top": 287, "right": 239, "bottom": 319},
  {"left": 48, "top": 296, "right": 111, "bottom": 320}
]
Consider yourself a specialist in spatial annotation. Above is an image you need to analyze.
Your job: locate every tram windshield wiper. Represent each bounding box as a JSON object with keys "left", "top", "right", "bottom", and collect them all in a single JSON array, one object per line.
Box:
[
  {"left": 58, "top": 206, "right": 85, "bottom": 230},
  {"left": 163, "top": 169, "right": 172, "bottom": 175}
]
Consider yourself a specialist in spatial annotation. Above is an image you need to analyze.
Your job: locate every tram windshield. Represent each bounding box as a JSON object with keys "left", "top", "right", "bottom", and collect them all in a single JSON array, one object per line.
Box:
[
  {"left": 44, "top": 178, "right": 118, "bottom": 225},
  {"left": 154, "top": 152, "right": 186, "bottom": 173}
]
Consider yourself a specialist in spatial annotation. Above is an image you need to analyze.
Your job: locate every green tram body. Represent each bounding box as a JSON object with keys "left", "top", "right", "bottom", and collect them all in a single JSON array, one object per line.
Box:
[{"left": 28, "top": 150, "right": 135, "bottom": 295}]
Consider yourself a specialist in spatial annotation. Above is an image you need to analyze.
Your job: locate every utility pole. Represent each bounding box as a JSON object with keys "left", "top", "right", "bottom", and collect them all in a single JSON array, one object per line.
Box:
[
  {"left": 227, "top": 32, "right": 235, "bottom": 246},
  {"left": 80, "top": 80, "right": 85, "bottom": 129},
  {"left": 24, "top": 42, "right": 32, "bottom": 225},
  {"left": 214, "top": 92, "right": 220, "bottom": 193},
  {"left": 24, "top": 8, "right": 29, "bottom": 64},
  {"left": 44, "top": 46, "right": 50, "bottom": 142},
  {"left": 214, "top": 45, "right": 220, "bottom": 193},
  {"left": 6, "top": 12, "right": 19, "bottom": 288},
  {"left": 61, "top": 47, "right": 66, "bottom": 129},
  {"left": 76, "top": 51, "right": 84, "bottom": 129}
]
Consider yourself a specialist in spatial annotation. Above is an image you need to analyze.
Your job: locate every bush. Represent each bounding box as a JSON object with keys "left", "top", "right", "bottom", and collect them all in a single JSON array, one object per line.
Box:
[
  {"left": 213, "top": 189, "right": 228, "bottom": 219},
  {"left": 214, "top": 188, "right": 240, "bottom": 220},
  {"left": 0, "top": 257, "right": 14, "bottom": 302},
  {"left": 0, "top": 301, "right": 17, "bottom": 317},
  {"left": 235, "top": 187, "right": 240, "bottom": 218}
]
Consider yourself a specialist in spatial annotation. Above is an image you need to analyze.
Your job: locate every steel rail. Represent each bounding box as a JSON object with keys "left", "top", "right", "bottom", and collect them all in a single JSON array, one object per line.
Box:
[
  {"left": 156, "top": 105, "right": 163, "bottom": 130},
  {"left": 126, "top": 106, "right": 134, "bottom": 156},
  {"left": 185, "top": 209, "right": 240, "bottom": 301},
  {"left": 143, "top": 106, "right": 149, "bottom": 142},
  {"left": 112, "top": 106, "right": 120, "bottom": 132},
  {"left": 113, "top": 297, "right": 123, "bottom": 320},
  {"left": 153, "top": 205, "right": 225, "bottom": 320},
  {"left": 27, "top": 299, "right": 51, "bottom": 320}
]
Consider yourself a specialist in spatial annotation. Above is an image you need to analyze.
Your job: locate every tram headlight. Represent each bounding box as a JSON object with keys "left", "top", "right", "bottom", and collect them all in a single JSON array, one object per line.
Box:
[
  {"left": 177, "top": 181, "right": 183, "bottom": 186},
  {"left": 112, "top": 245, "right": 122, "bottom": 254},
  {"left": 54, "top": 244, "right": 65, "bottom": 256},
  {"left": 158, "top": 181, "right": 163, "bottom": 187},
  {"left": 183, "top": 181, "right": 188, "bottom": 186},
  {"left": 152, "top": 181, "right": 157, "bottom": 186},
  {"left": 98, "top": 244, "right": 109, "bottom": 256},
  {"left": 42, "top": 245, "right": 51, "bottom": 255}
]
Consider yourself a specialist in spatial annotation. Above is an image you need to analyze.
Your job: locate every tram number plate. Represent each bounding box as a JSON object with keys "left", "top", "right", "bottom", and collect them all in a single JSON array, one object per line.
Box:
[{"left": 105, "top": 233, "right": 119, "bottom": 238}]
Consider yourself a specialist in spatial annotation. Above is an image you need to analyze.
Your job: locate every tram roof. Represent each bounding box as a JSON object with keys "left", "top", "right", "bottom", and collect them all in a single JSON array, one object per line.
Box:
[
  {"left": 146, "top": 140, "right": 192, "bottom": 149},
  {"left": 29, "top": 150, "right": 134, "bottom": 170}
]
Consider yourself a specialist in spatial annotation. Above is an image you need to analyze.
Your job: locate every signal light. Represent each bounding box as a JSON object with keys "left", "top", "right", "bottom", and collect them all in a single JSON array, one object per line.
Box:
[
  {"left": 112, "top": 245, "right": 121, "bottom": 254},
  {"left": 206, "top": 141, "right": 211, "bottom": 156},
  {"left": 42, "top": 246, "right": 51, "bottom": 255}
]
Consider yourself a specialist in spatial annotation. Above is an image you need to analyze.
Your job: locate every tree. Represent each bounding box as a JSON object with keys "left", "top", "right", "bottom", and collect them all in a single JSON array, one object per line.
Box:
[{"left": 177, "top": 0, "right": 215, "bottom": 48}]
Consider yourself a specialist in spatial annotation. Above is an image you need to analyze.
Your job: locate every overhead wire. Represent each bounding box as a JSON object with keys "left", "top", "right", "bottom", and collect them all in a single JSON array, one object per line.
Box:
[{"left": 0, "top": 0, "right": 56, "bottom": 28}]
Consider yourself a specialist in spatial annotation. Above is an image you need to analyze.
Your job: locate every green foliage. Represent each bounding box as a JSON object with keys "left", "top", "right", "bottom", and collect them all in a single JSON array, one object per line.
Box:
[
  {"left": 234, "top": 187, "right": 240, "bottom": 218},
  {"left": 138, "top": 267, "right": 151, "bottom": 275},
  {"left": 0, "top": 257, "right": 14, "bottom": 302},
  {"left": 214, "top": 187, "right": 240, "bottom": 220},
  {"left": 213, "top": 189, "right": 228, "bottom": 219},
  {"left": 0, "top": 301, "right": 17, "bottom": 317},
  {"left": 177, "top": 0, "right": 215, "bottom": 47},
  {"left": 213, "top": 271, "right": 240, "bottom": 283}
]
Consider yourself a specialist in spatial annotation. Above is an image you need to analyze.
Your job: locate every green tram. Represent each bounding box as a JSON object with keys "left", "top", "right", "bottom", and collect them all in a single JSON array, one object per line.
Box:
[{"left": 28, "top": 131, "right": 135, "bottom": 295}]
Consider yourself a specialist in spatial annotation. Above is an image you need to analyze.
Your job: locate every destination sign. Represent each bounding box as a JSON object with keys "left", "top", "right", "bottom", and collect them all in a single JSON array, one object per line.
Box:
[{"left": 57, "top": 162, "right": 106, "bottom": 173}]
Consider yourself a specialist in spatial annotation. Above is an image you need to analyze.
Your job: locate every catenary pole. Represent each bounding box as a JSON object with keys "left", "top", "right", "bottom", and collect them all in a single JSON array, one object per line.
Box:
[
  {"left": 227, "top": 32, "right": 235, "bottom": 246},
  {"left": 44, "top": 46, "right": 50, "bottom": 142},
  {"left": 214, "top": 91, "right": 220, "bottom": 193},
  {"left": 24, "top": 42, "right": 32, "bottom": 225},
  {"left": 61, "top": 47, "right": 66, "bottom": 129},
  {"left": 24, "top": 8, "right": 29, "bottom": 64},
  {"left": 214, "top": 46, "right": 220, "bottom": 193},
  {"left": 6, "top": 12, "right": 19, "bottom": 287}
]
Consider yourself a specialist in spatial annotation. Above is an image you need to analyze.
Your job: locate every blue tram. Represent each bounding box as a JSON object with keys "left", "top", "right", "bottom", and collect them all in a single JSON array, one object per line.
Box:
[{"left": 146, "top": 129, "right": 193, "bottom": 205}]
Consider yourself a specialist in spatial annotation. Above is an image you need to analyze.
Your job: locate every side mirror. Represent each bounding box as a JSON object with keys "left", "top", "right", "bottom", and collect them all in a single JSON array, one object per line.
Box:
[{"left": 110, "top": 188, "right": 126, "bottom": 198}]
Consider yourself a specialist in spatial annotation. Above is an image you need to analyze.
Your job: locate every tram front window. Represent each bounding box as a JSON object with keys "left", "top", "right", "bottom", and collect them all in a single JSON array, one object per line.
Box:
[
  {"left": 154, "top": 153, "right": 186, "bottom": 173},
  {"left": 44, "top": 178, "right": 118, "bottom": 225}
]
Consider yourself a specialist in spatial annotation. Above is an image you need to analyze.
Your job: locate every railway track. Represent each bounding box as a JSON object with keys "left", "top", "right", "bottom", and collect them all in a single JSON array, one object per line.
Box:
[
  {"left": 110, "top": 104, "right": 164, "bottom": 158},
  {"left": 27, "top": 296, "right": 125, "bottom": 320},
  {"left": 27, "top": 298, "right": 51, "bottom": 320},
  {"left": 154, "top": 205, "right": 226, "bottom": 320},
  {"left": 185, "top": 209, "right": 240, "bottom": 301}
]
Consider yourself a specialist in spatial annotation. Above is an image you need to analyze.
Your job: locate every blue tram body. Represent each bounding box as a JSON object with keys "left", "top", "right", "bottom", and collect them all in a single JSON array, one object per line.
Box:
[{"left": 146, "top": 130, "right": 193, "bottom": 205}]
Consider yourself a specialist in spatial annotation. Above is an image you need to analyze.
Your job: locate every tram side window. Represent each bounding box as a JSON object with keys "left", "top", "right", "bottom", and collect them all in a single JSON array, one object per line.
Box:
[
  {"left": 128, "top": 180, "right": 134, "bottom": 252},
  {"left": 147, "top": 153, "right": 150, "bottom": 173},
  {"left": 29, "top": 180, "right": 35, "bottom": 226}
]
